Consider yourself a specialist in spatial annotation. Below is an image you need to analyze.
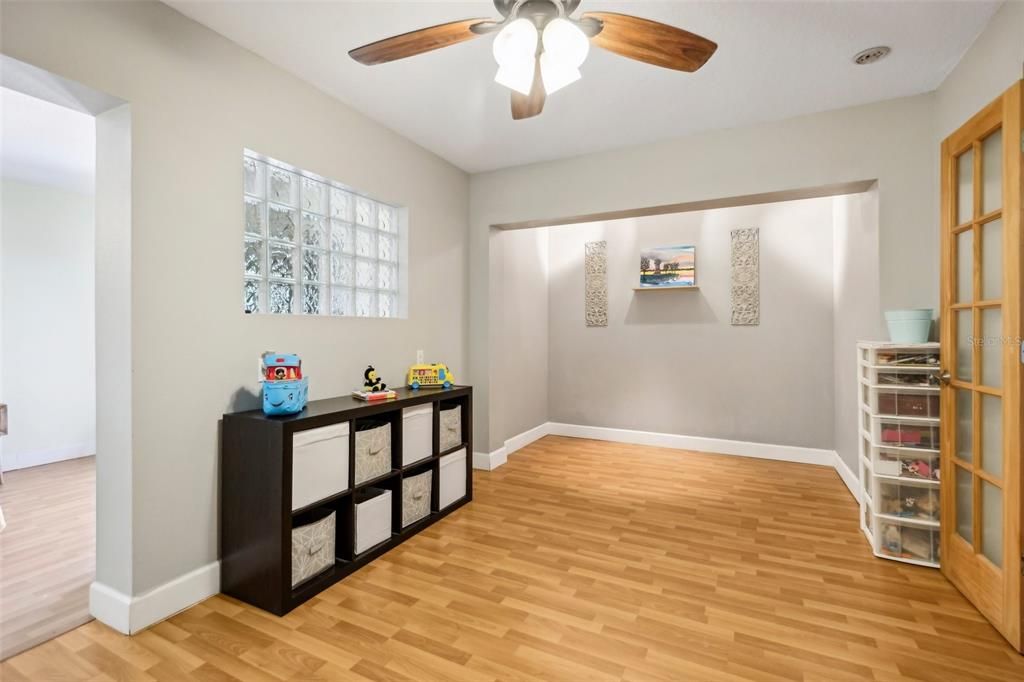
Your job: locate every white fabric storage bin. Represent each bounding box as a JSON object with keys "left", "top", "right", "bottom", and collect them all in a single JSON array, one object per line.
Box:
[
  {"left": 355, "top": 422, "right": 391, "bottom": 485},
  {"left": 354, "top": 488, "right": 392, "bottom": 554},
  {"left": 439, "top": 406, "right": 461, "bottom": 452},
  {"left": 402, "top": 405, "right": 433, "bottom": 466},
  {"left": 291, "top": 423, "right": 349, "bottom": 511},
  {"left": 402, "top": 470, "right": 432, "bottom": 527},
  {"left": 291, "top": 511, "right": 335, "bottom": 587},
  {"left": 438, "top": 448, "right": 467, "bottom": 510}
]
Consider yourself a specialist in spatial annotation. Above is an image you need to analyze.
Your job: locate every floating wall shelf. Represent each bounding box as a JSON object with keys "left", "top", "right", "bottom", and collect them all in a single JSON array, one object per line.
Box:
[{"left": 632, "top": 286, "right": 700, "bottom": 292}]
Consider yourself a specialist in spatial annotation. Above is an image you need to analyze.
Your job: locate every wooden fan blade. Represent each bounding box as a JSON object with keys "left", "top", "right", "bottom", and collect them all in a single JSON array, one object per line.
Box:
[
  {"left": 349, "top": 18, "right": 489, "bottom": 65},
  {"left": 511, "top": 59, "right": 545, "bottom": 120},
  {"left": 583, "top": 12, "right": 717, "bottom": 72}
]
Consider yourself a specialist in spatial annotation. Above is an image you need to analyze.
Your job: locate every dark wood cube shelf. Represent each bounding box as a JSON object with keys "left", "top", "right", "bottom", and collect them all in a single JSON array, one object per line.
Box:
[{"left": 221, "top": 385, "right": 472, "bottom": 615}]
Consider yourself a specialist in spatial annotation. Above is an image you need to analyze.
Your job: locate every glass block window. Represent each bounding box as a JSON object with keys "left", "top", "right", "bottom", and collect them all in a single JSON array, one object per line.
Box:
[{"left": 243, "top": 152, "right": 404, "bottom": 317}]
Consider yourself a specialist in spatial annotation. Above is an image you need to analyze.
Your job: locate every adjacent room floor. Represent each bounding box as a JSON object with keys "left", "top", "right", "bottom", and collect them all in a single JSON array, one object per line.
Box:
[
  {"left": 3, "top": 440, "right": 1022, "bottom": 680},
  {"left": 0, "top": 456, "right": 95, "bottom": 660}
]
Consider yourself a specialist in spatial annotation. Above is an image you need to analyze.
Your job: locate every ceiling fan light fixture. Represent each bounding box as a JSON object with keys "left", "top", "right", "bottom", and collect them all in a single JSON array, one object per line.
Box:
[
  {"left": 539, "top": 52, "right": 580, "bottom": 94},
  {"left": 541, "top": 17, "right": 589, "bottom": 69},
  {"left": 493, "top": 17, "right": 538, "bottom": 94},
  {"left": 347, "top": 4, "right": 718, "bottom": 121},
  {"left": 492, "top": 18, "right": 537, "bottom": 67},
  {"left": 495, "top": 62, "right": 536, "bottom": 95}
]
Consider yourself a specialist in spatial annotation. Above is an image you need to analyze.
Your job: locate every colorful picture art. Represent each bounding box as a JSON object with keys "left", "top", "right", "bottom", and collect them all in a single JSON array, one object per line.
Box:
[{"left": 638, "top": 245, "right": 696, "bottom": 288}]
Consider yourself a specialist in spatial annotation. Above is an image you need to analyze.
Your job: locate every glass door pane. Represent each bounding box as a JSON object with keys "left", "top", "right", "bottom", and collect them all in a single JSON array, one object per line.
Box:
[
  {"left": 957, "top": 148, "right": 974, "bottom": 224},
  {"left": 981, "top": 481, "right": 1003, "bottom": 567},
  {"left": 956, "top": 308, "right": 973, "bottom": 380},
  {"left": 981, "top": 394, "right": 1003, "bottom": 477},
  {"left": 955, "top": 389, "right": 973, "bottom": 462},
  {"left": 956, "top": 466, "right": 973, "bottom": 543},
  {"left": 981, "top": 219, "right": 1002, "bottom": 299},
  {"left": 980, "top": 308, "right": 1003, "bottom": 388},
  {"left": 981, "top": 128, "right": 1002, "bottom": 214},
  {"left": 956, "top": 228, "right": 974, "bottom": 302}
]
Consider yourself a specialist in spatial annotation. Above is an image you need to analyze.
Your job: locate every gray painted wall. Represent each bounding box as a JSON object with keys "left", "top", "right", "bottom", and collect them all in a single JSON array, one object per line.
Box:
[
  {"left": 472, "top": 92, "right": 934, "bottom": 451},
  {"left": 546, "top": 198, "right": 837, "bottom": 449},
  {"left": 832, "top": 189, "right": 885, "bottom": 472},
  {"left": 491, "top": 228, "right": 549, "bottom": 447},
  {"left": 1, "top": 0, "right": 470, "bottom": 595},
  {"left": 472, "top": 1, "right": 1023, "bottom": 452},
  {"left": 934, "top": 0, "right": 1023, "bottom": 142}
]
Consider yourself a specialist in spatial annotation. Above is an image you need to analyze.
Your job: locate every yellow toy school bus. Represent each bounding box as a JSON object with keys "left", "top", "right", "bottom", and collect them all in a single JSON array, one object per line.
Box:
[{"left": 407, "top": 363, "right": 454, "bottom": 389}]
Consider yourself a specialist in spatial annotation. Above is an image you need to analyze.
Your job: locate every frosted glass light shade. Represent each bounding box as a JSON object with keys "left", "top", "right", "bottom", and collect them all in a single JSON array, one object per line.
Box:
[
  {"left": 493, "top": 18, "right": 538, "bottom": 95},
  {"left": 540, "top": 52, "right": 580, "bottom": 94},
  {"left": 493, "top": 18, "right": 537, "bottom": 66},
  {"left": 542, "top": 18, "right": 589, "bottom": 68},
  {"left": 495, "top": 63, "right": 535, "bottom": 95}
]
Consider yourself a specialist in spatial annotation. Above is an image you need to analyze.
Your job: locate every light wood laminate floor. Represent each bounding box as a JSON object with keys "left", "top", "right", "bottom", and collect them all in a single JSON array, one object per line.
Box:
[
  {"left": 3, "top": 437, "right": 1023, "bottom": 680},
  {"left": 0, "top": 456, "right": 95, "bottom": 660}
]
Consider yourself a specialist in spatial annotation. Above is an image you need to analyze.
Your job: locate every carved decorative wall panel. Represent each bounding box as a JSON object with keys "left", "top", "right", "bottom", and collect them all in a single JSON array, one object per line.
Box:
[
  {"left": 730, "top": 228, "right": 760, "bottom": 326},
  {"left": 584, "top": 240, "right": 608, "bottom": 327}
]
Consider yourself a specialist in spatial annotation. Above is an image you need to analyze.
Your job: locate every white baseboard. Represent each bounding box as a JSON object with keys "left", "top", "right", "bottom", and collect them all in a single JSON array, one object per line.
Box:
[
  {"left": 89, "top": 560, "right": 220, "bottom": 634},
  {"left": 504, "top": 422, "right": 551, "bottom": 456},
  {"left": 473, "top": 447, "right": 507, "bottom": 471},
  {"left": 88, "top": 581, "right": 131, "bottom": 634},
  {"left": 473, "top": 421, "right": 550, "bottom": 471},
  {"left": 832, "top": 451, "right": 861, "bottom": 503},
  {"left": 1, "top": 442, "right": 95, "bottom": 472},
  {"left": 548, "top": 422, "right": 836, "bottom": 466}
]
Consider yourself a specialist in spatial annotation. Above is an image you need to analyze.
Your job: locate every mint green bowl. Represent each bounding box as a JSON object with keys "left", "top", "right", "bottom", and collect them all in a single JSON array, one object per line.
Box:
[{"left": 885, "top": 309, "right": 933, "bottom": 343}]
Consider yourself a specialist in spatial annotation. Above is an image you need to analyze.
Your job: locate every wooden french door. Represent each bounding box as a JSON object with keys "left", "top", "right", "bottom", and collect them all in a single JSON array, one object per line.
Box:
[{"left": 940, "top": 80, "right": 1023, "bottom": 652}]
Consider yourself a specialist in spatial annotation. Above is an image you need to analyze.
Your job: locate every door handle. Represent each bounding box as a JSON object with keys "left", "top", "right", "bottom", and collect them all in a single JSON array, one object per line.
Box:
[{"left": 937, "top": 371, "right": 952, "bottom": 385}]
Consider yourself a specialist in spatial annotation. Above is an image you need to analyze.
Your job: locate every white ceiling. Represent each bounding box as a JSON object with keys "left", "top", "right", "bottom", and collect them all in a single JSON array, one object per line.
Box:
[
  {"left": 167, "top": 0, "right": 1000, "bottom": 173},
  {"left": 1, "top": 86, "right": 95, "bottom": 194}
]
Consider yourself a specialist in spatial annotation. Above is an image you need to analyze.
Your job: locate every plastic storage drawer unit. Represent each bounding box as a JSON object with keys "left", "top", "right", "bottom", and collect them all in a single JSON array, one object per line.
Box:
[
  {"left": 355, "top": 422, "right": 391, "bottom": 485},
  {"left": 872, "top": 416, "right": 939, "bottom": 450},
  {"left": 439, "top": 448, "right": 467, "bottom": 510},
  {"left": 877, "top": 520, "right": 939, "bottom": 564},
  {"left": 291, "top": 510, "right": 335, "bottom": 587},
  {"left": 873, "top": 446, "right": 939, "bottom": 480},
  {"left": 877, "top": 479, "right": 939, "bottom": 522},
  {"left": 871, "top": 388, "right": 940, "bottom": 418},
  {"left": 291, "top": 423, "right": 349, "bottom": 511},
  {"left": 354, "top": 488, "right": 392, "bottom": 554},
  {"left": 439, "top": 406, "right": 462, "bottom": 452},
  {"left": 402, "top": 470, "right": 432, "bottom": 527},
  {"left": 873, "top": 348, "right": 940, "bottom": 367},
  {"left": 402, "top": 405, "right": 433, "bottom": 466}
]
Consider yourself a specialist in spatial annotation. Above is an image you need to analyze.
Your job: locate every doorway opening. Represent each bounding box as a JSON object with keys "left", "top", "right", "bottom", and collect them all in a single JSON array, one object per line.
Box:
[
  {"left": 0, "top": 56, "right": 130, "bottom": 659},
  {"left": 0, "top": 82, "right": 96, "bottom": 660}
]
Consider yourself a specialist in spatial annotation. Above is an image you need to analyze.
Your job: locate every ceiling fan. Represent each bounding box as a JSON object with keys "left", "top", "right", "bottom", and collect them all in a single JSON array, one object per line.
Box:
[{"left": 349, "top": 0, "right": 717, "bottom": 120}]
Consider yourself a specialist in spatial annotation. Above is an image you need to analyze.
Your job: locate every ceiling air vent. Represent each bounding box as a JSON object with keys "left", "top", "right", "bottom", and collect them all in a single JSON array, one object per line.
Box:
[{"left": 853, "top": 46, "right": 891, "bottom": 65}]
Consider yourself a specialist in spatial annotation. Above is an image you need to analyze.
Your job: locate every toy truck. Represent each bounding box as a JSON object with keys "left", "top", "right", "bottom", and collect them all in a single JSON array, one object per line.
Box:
[{"left": 407, "top": 363, "right": 454, "bottom": 389}]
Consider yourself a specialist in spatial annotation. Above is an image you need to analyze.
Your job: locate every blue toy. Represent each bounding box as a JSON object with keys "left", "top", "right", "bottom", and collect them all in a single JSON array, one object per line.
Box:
[{"left": 261, "top": 352, "right": 308, "bottom": 416}]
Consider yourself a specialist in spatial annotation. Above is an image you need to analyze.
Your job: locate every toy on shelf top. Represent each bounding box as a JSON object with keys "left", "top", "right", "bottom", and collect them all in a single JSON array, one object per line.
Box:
[
  {"left": 353, "top": 365, "right": 396, "bottom": 401},
  {"left": 261, "top": 352, "right": 308, "bottom": 416},
  {"left": 407, "top": 363, "right": 454, "bottom": 390},
  {"left": 263, "top": 353, "right": 303, "bottom": 381},
  {"left": 363, "top": 365, "right": 388, "bottom": 392}
]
